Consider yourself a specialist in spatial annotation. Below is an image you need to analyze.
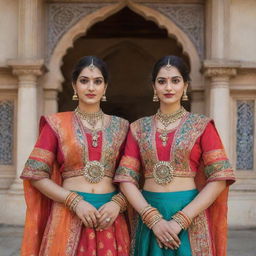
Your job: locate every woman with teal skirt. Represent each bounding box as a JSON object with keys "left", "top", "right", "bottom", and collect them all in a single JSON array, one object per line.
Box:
[
  {"left": 20, "top": 56, "right": 130, "bottom": 256},
  {"left": 114, "top": 55, "right": 236, "bottom": 256}
]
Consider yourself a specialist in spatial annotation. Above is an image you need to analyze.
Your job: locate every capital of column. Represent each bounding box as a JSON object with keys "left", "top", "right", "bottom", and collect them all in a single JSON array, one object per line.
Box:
[
  {"left": 7, "top": 59, "right": 45, "bottom": 84},
  {"left": 204, "top": 67, "right": 237, "bottom": 79},
  {"left": 204, "top": 62, "right": 237, "bottom": 89}
]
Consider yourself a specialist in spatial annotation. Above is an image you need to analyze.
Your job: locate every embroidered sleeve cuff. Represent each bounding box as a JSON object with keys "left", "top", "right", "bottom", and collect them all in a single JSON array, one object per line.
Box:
[
  {"left": 204, "top": 159, "right": 235, "bottom": 185},
  {"left": 114, "top": 166, "right": 140, "bottom": 187},
  {"left": 20, "top": 147, "right": 55, "bottom": 180},
  {"left": 20, "top": 159, "right": 51, "bottom": 180}
]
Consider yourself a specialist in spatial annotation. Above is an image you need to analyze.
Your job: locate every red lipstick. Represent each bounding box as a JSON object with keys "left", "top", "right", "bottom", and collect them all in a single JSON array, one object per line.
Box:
[
  {"left": 164, "top": 93, "right": 175, "bottom": 98},
  {"left": 85, "top": 94, "right": 96, "bottom": 98}
]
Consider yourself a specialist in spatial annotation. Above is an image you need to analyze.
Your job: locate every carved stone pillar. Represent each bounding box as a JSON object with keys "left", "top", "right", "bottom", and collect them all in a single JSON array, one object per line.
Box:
[
  {"left": 7, "top": 60, "right": 44, "bottom": 194},
  {"left": 44, "top": 88, "right": 59, "bottom": 115},
  {"left": 204, "top": 67, "right": 237, "bottom": 154},
  {"left": 206, "top": 0, "right": 229, "bottom": 59}
]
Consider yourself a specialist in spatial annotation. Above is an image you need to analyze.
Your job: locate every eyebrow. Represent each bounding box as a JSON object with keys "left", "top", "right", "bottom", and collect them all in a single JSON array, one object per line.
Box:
[
  {"left": 157, "top": 76, "right": 182, "bottom": 79},
  {"left": 79, "top": 76, "right": 104, "bottom": 79}
]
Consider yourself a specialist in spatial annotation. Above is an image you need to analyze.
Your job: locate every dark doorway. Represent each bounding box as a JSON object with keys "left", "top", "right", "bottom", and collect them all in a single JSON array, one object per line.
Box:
[{"left": 59, "top": 7, "right": 190, "bottom": 122}]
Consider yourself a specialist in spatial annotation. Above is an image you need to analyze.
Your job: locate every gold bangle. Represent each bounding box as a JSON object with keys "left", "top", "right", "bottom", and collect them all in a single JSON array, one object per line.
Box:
[
  {"left": 111, "top": 192, "right": 128, "bottom": 213},
  {"left": 172, "top": 211, "right": 192, "bottom": 230},
  {"left": 139, "top": 205, "right": 152, "bottom": 216},
  {"left": 65, "top": 192, "right": 83, "bottom": 212},
  {"left": 64, "top": 192, "right": 77, "bottom": 207},
  {"left": 140, "top": 205, "right": 163, "bottom": 229}
]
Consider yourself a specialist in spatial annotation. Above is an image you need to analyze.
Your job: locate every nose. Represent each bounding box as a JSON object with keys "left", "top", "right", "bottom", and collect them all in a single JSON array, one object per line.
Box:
[
  {"left": 165, "top": 80, "right": 173, "bottom": 91},
  {"left": 88, "top": 80, "right": 95, "bottom": 91}
]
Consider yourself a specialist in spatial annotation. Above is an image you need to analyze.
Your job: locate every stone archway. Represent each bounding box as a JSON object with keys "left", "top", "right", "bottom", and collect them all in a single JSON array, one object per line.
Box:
[
  {"left": 58, "top": 7, "right": 189, "bottom": 121},
  {"left": 43, "top": 1, "right": 203, "bottom": 115}
]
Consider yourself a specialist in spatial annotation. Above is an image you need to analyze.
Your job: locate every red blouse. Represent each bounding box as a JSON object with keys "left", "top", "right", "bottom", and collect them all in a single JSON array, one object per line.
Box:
[
  {"left": 21, "top": 113, "right": 127, "bottom": 181},
  {"left": 114, "top": 117, "right": 235, "bottom": 187}
]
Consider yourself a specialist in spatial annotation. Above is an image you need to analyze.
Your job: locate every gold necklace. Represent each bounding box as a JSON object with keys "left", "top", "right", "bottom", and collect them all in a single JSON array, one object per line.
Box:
[
  {"left": 156, "top": 107, "right": 187, "bottom": 146},
  {"left": 75, "top": 107, "right": 104, "bottom": 147}
]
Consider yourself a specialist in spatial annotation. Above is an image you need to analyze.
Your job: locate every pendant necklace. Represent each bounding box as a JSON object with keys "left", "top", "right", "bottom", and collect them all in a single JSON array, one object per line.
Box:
[
  {"left": 156, "top": 107, "right": 187, "bottom": 146},
  {"left": 75, "top": 107, "right": 104, "bottom": 147}
]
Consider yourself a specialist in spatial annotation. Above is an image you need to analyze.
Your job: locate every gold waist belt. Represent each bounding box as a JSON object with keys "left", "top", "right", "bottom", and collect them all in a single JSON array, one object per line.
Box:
[
  {"left": 144, "top": 161, "right": 194, "bottom": 185},
  {"left": 62, "top": 161, "right": 114, "bottom": 183}
]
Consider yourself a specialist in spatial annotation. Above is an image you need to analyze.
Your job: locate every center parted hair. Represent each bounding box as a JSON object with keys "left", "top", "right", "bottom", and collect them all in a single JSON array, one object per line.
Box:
[
  {"left": 151, "top": 55, "right": 191, "bottom": 84},
  {"left": 71, "top": 56, "right": 109, "bottom": 84}
]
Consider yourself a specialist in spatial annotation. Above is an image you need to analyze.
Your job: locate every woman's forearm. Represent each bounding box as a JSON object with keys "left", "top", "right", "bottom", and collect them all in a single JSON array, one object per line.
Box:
[
  {"left": 120, "top": 182, "right": 149, "bottom": 213},
  {"left": 182, "top": 180, "right": 226, "bottom": 219},
  {"left": 31, "top": 178, "right": 70, "bottom": 203}
]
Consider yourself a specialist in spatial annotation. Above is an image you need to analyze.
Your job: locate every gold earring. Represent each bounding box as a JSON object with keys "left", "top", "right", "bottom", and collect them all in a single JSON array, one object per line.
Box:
[
  {"left": 153, "top": 91, "right": 159, "bottom": 102},
  {"left": 182, "top": 90, "right": 188, "bottom": 101},
  {"left": 72, "top": 91, "right": 78, "bottom": 101},
  {"left": 101, "top": 95, "right": 107, "bottom": 102}
]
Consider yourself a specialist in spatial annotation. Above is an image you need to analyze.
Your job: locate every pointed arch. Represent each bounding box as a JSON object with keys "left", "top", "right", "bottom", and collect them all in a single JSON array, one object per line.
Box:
[{"left": 43, "top": 1, "right": 202, "bottom": 92}]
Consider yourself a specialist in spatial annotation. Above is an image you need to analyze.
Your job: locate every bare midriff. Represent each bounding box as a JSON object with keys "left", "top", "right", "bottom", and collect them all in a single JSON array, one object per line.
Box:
[
  {"left": 143, "top": 177, "right": 196, "bottom": 192},
  {"left": 63, "top": 176, "right": 116, "bottom": 193}
]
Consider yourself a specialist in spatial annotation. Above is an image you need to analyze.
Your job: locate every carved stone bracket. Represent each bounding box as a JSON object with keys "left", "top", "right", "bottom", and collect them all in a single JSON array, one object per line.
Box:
[
  {"left": 203, "top": 59, "right": 238, "bottom": 82},
  {"left": 47, "top": 3, "right": 112, "bottom": 59},
  {"left": 204, "top": 67, "right": 237, "bottom": 79},
  {"left": 8, "top": 59, "right": 45, "bottom": 78},
  {"left": 143, "top": 3, "right": 204, "bottom": 58}
]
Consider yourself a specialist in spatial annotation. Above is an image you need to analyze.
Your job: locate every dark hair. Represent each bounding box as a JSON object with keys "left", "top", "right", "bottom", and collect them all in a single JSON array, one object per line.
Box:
[
  {"left": 71, "top": 56, "right": 109, "bottom": 84},
  {"left": 151, "top": 55, "right": 190, "bottom": 83}
]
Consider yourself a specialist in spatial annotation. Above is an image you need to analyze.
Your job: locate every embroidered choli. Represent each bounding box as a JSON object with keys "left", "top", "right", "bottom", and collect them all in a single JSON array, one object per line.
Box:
[
  {"left": 21, "top": 112, "right": 129, "bottom": 180},
  {"left": 114, "top": 112, "right": 235, "bottom": 187}
]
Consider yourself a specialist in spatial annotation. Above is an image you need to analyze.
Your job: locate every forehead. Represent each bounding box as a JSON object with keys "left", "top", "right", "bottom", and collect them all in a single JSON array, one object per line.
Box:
[
  {"left": 157, "top": 66, "right": 182, "bottom": 78},
  {"left": 79, "top": 66, "right": 103, "bottom": 78}
]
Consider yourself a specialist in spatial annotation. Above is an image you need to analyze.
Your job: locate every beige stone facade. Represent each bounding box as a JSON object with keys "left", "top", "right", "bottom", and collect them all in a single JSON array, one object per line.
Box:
[{"left": 0, "top": 0, "right": 255, "bottom": 227}]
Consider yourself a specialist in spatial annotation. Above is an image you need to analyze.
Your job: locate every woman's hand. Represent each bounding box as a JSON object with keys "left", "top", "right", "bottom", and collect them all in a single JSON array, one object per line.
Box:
[
  {"left": 96, "top": 201, "right": 120, "bottom": 231},
  {"left": 168, "top": 219, "right": 182, "bottom": 234},
  {"left": 152, "top": 219, "right": 181, "bottom": 250},
  {"left": 75, "top": 200, "right": 101, "bottom": 228}
]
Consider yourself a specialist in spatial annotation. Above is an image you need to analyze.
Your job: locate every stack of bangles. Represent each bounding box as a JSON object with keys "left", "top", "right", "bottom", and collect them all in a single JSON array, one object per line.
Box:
[
  {"left": 140, "top": 205, "right": 163, "bottom": 229},
  {"left": 172, "top": 211, "right": 192, "bottom": 230},
  {"left": 111, "top": 192, "right": 128, "bottom": 213},
  {"left": 64, "top": 192, "right": 83, "bottom": 212}
]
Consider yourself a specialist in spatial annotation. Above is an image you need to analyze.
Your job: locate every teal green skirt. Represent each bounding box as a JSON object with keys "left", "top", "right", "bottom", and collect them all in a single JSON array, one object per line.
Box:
[
  {"left": 132, "top": 189, "right": 198, "bottom": 256},
  {"left": 74, "top": 190, "right": 118, "bottom": 209}
]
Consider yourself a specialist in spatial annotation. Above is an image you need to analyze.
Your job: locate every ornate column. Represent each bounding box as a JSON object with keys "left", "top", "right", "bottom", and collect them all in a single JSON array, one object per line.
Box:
[
  {"left": 206, "top": 0, "right": 229, "bottom": 59},
  {"left": 3, "top": 0, "right": 44, "bottom": 224},
  {"left": 7, "top": 60, "right": 44, "bottom": 194},
  {"left": 204, "top": 66, "right": 237, "bottom": 154},
  {"left": 7, "top": 0, "right": 44, "bottom": 192}
]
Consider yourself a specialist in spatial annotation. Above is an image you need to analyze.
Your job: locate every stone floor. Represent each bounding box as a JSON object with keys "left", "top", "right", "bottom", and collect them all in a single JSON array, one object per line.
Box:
[{"left": 0, "top": 225, "right": 255, "bottom": 256}]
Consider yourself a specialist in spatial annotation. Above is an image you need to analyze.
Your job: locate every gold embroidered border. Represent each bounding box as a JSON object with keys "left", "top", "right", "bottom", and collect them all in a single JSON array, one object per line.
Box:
[
  {"left": 30, "top": 147, "right": 55, "bottom": 166},
  {"left": 188, "top": 211, "right": 214, "bottom": 256},
  {"left": 101, "top": 116, "right": 129, "bottom": 178},
  {"left": 203, "top": 149, "right": 227, "bottom": 165},
  {"left": 119, "top": 156, "right": 140, "bottom": 171},
  {"left": 114, "top": 166, "right": 140, "bottom": 187},
  {"left": 204, "top": 160, "right": 233, "bottom": 178},
  {"left": 21, "top": 159, "right": 51, "bottom": 180},
  {"left": 207, "top": 168, "right": 235, "bottom": 183},
  {"left": 62, "top": 168, "right": 114, "bottom": 179}
]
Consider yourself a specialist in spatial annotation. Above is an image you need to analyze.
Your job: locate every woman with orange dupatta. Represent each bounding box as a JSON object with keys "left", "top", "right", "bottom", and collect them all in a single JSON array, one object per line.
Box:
[
  {"left": 114, "top": 55, "right": 235, "bottom": 256},
  {"left": 20, "top": 56, "right": 130, "bottom": 256}
]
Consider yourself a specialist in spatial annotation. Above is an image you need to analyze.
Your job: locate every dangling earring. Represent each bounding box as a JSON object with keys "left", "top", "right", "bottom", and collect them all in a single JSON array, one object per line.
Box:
[
  {"left": 182, "top": 90, "right": 188, "bottom": 101},
  {"left": 153, "top": 90, "right": 159, "bottom": 102},
  {"left": 72, "top": 90, "right": 78, "bottom": 101},
  {"left": 101, "top": 94, "right": 107, "bottom": 102}
]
